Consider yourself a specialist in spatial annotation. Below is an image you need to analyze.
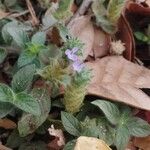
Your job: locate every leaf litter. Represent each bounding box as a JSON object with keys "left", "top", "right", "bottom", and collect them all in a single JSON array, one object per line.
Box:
[{"left": 0, "top": 0, "right": 149, "bottom": 150}]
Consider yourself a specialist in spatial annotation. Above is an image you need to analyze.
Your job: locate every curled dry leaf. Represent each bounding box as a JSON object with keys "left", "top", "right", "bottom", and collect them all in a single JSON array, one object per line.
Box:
[
  {"left": 67, "top": 15, "right": 110, "bottom": 59},
  {"left": 126, "top": 2, "right": 150, "bottom": 16},
  {"left": 68, "top": 15, "right": 94, "bottom": 59},
  {"left": 116, "top": 15, "right": 135, "bottom": 61},
  {"left": 74, "top": 136, "right": 111, "bottom": 150},
  {"left": 86, "top": 56, "right": 150, "bottom": 111},
  {"left": 92, "top": 26, "right": 111, "bottom": 58},
  {"left": 133, "top": 136, "right": 150, "bottom": 150},
  {"left": 0, "top": 119, "right": 17, "bottom": 129}
]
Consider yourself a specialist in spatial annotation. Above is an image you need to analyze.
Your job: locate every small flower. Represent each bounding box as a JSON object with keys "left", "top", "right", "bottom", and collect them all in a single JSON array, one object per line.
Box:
[
  {"left": 65, "top": 47, "right": 79, "bottom": 61},
  {"left": 110, "top": 40, "right": 125, "bottom": 55},
  {"left": 73, "top": 60, "right": 85, "bottom": 73}
]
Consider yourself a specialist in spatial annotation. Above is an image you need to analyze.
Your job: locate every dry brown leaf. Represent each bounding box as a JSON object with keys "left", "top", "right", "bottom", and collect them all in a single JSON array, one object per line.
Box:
[
  {"left": 133, "top": 136, "right": 150, "bottom": 150},
  {"left": 0, "top": 10, "right": 9, "bottom": 20},
  {"left": 67, "top": 15, "right": 94, "bottom": 59},
  {"left": 0, "top": 119, "right": 17, "bottom": 129},
  {"left": 86, "top": 56, "right": 150, "bottom": 111},
  {"left": 116, "top": 15, "right": 135, "bottom": 61},
  {"left": 127, "top": 2, "right": 150, "bottom": 16},
  {"left": 92, "top": 26, "right": 110, "bottom": 58},
  {"left": 0, "top": 144, "right": 12, "bottom": 150},
  {"left": 74, "top": 136, "right": 111, "bottom": 150}
]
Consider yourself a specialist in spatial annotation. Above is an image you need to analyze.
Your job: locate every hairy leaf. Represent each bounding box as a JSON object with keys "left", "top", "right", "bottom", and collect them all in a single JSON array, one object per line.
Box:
[
  {"left": 61, "top": 111, "right": 81, "bottom": 136},
  {"left": 2, "top": 21, "right": 30, "bottom": 48},
  {"left": 53, "top": 0, "right": 73, "bottom": 21},
  {"left": 0, "top": 83, "right": 14, "bottom": 102},
  {"left": 128, "top": 117, "right": 150, "bottom": 137},
  {"left": 92, "top": 100, "right": 120, "bottom": 125},
  {"left": 31, "top": 32, "right": 46, "bottom": 45},
  {"left": 64, "top": 140, "right": 76, "bottom": 150},
  {"left": 114, "top": 126, "right": 130, "bottom": 150},
  {"left": 18, "top": 88, "right": 51, "bottom": 136},
  {"left": 6, "top": 130, "right": 28, "bottom": 149},
  {"left": 17, "top": 50, "right": 37, "bottom": 68},
  {"left": 107, "top": 0, "right": 126, "bottom": 24},
  {"left": 18, "top": 141, "right": 47, "bottom": 150},
  {"left": 0, "top": 48, "right": 7, "bottom": 64},
  {"left": 15, "top": 92, "right": 41, "bottom": 116},
  {"left": 12, "top": 64, "right": 35, "bottom": 93},
  {"left": 0, "top": 102, "right": 14, "bottom": 118}
]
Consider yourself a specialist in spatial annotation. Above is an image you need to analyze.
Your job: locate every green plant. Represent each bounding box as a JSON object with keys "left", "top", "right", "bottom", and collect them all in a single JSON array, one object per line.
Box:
[{"left": 61, "top": 100, "right": 150, "bottom": 150}]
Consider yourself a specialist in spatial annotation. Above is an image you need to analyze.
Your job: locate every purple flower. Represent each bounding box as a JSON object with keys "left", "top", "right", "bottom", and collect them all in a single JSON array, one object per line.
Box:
[
  {"left": 65, "top": 47, "right": 79, "bottom": 61},
  {"left": 72, "top": 60, "right": 85, "bottom": 73}
]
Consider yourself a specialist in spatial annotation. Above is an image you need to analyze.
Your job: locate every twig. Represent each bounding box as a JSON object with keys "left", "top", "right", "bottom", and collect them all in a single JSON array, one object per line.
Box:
[
  {"left": 0, "top": 46, "right": 20, "bottom": 54},
  {"left": 8, "top": 10, "right": 29, "bottom": 18},
  {"left": 68, "top": 0, "right": 93, "bottom": 25},
  {"left": 26, "top": 0, "right": 39, "bottom": 26}
]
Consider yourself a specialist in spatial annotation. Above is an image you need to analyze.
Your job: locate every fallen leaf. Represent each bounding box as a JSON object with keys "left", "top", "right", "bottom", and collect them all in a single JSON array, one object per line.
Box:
[
  {"left": 127, "top": 2, "right": 150, "bottom": 16},
  {"left": 74, "top": 136, "right": 111, "bottom": 150},
  {"left": 86, "top": 56, "right": 150, "bottom": 111},
  {"left": 0, "top": 119, "right": 17, "bottom": 129},
  {"left": 116, "top": 15, "right": 135, "bottom": 61},
  {"left": 67, "top": 15, "right": 94, "bottom": 59},
  {"left": 133, "top": 136, "right": 150, "bottom": 150},
  {"left": 0, "top": 144, "right": 12, "bottom": 150},
  {"left": 0, "top": 10, "right": 9, "bottom": 20},
  {"left": 92, "top": 26, "right": 111, "bottom": 58}
]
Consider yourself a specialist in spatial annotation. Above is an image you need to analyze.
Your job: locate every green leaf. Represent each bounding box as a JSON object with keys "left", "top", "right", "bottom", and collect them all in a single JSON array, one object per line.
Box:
[
  {"left": 57, "top": 24, "right": 70, "bottom": 42},
  {"left": 128, "top": 117, "right": 150, "bottom": 137},
  {"left": 6, "top": 129, "right": 29, "bottom": 149},
  {"left": 53, "top": 0, "right": 73, "bottom": 21},
  {"left": 134, "top": 31, "right": 149, "bottom": 43},
  {"left": 91, "top": 100, "right": 120, "bottom": 125},
  {"left": 114, "top": 126, "right": 130, "bottom": 150},
  {"left": 81, "top": 117, "right": 99, "bottom": 137},
  {"left": 42, "top": 13, "right": 57, "bottom": 30},
  {"left": 61, "top": 111, "right": 81, "bottom": 136},
  {"left": 95, "top": 16, "right": 117, "bottom": 34},
  {"left": 31, "top": 32, "right": 46, "bottom": 45},
  {"left": 0, "top": 48, "right": 7, "bottom": 64},
  {"left": 18, "top": 88, "right": 51, "bottom": 136},
  {"left": 0, "top": 83, "right": 14, "bottom": 102},
  {"left": 107, "top": 0, "right": 126, "bottom": 24},
  {"left": 18, "top": 141, "right": 47, "bottom": 150},
  {"left": 2, "top": 21, "right": 30, "bottom": 48},
  {"left": 17, "top": 50, "right": 36, "bottom": 68},
  {"left": 0, "top": 102, "right": 14, "bottom": 118},
  {"left": 15, "top": 92, "right": 41, "bottom": 115},
  {"left": 11, "top": 64, "right": 35, "bottom": 93},
  {"left": 63, "top": 140, "right": 76, "bottom": 150},
  {"left": 4, "top": 0, "right": 17, "bottom": 7}
]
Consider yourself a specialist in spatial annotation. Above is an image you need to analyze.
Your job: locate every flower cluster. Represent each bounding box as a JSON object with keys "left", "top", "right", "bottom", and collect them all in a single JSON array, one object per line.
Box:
[{"left": 65, "top": 47, "right": 84, "bottom": 72}]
